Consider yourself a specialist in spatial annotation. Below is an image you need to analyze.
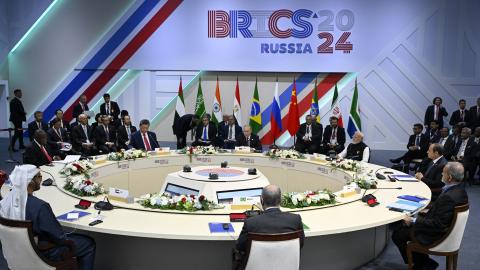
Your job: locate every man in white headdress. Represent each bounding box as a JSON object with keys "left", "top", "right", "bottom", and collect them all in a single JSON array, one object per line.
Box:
[{"left": 0, "top": 165, "right": 96, "bottom": 270}]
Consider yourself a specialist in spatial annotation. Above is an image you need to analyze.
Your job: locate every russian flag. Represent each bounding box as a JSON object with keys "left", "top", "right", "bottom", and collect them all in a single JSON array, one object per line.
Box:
[{"left": 270, "top": 81, "right": 283, "bottom": 142}]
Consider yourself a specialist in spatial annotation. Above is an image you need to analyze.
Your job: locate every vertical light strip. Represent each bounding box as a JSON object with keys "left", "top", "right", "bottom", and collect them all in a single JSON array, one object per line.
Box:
[{"left": 9, "top": 0, "right": 61, "bottom": 54}]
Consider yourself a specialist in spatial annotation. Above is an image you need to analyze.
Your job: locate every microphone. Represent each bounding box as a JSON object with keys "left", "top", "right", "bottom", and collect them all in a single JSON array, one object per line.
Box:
[
  {"left": 361, "top": 187, "right": 402, "bottom": 206},
  {"left": 374, "top": 167, "right": 389, "bottom": 180},
  {"left": 40, "top": 169, "right": 56, "bottom": 186}
]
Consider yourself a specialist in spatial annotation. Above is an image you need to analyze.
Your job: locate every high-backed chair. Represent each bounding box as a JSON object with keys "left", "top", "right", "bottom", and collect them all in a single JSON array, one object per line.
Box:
[
  {"left": 0, "top": 216, "right": 77, "bottom": 270},
  {"left": 244, "top": 230, "right": 302, "bottom": 270},
  {"left": 407, "top": 203, "right": 469, "bottom": 270}
]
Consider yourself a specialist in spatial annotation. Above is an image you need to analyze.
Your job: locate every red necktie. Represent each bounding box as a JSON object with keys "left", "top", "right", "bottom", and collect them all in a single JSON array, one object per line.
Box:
[
  {"left": 41, "top": 146, "right": 52, "bottom": 163},
  {"left": 143, "top": 133, "right": 152, "bottom": 151},
  {"left": 331, "top": 128, "right": 336, "bottom": 140}
]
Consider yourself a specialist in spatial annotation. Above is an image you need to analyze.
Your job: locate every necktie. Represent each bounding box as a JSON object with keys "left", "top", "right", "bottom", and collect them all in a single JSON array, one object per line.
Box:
[
  {"left": 143, "top": 133, "right": 151, "bottom": 151},
  {"left": 247, "top": 137, "right": 250, "bottom": 147},
  {"left": 425, "top": 161, "right": 436, "bottom": 175},
  {"left": 415, "top": 136, "right": 420, "bottom": 146},
  {"left": 306, "top": 125, "right": 310, "bottom": 139},
  {"left": 37, "top": 122, "right": 41, "bottom": 130},
  {"left": 81, "top": 103, "right": 84, "bottom": 111},
  {"left": 107, "top": 103, "right": 110, "bottom": 115},
  {"left": 126, "top": 126, "right": 131, "bottom": 139},
  {"left": 41, "top": 146, "right": 52, "bottom": 163},
  {"left": 203, "top": 127, "right": 207, "bottom": 140},
  {"left": 331, "top": 128, "right": 336, "bottom": 140},
  {"left": 460, "top": 110, "right": 464, "bottom": 121},
  {"left": 105, "top": 126, "right": 110, "bottom": 141},
  {"left": 82, "top": 125, "right": 90, "bottom": 142},
  {"left": 55, "top": 128, "right": 62, "bottom": 140},
  {"left": 228, "top": 126, "right": 233, "bottom": 140}
]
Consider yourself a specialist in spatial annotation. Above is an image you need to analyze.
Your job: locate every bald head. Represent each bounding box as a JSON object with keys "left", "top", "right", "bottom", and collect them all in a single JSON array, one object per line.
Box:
[
  {"left": 442, "top": 162, "right": 464, "bottom": 184},
  {"left": 261, "top": 185, "right": 281, "bottom": 208}
]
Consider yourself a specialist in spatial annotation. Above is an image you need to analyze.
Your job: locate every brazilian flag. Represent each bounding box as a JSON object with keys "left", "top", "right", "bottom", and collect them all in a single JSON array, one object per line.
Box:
[{"left": 249, "top": 78, "right": 262, "bottom": 134}]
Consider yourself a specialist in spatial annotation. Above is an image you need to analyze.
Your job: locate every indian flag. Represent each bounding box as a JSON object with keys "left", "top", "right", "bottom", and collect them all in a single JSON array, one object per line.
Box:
[
  {"left": 211, "top": 77, "right": 222, "bottom": 125},
  {"left": 347, "top": 78, "right": 361, "bottom": 138}
]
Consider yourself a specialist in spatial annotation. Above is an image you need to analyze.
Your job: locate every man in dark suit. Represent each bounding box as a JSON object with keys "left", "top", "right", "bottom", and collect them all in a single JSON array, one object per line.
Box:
[
  {"left": 117, "top": 115, "right": 137, "bottom": 150},
  {"left": 393, "top": 162, "right": 468, "bottom": 270},
  {"left": 390, "top": 123, "right": 429, "bottom": 164},
  {"left": 94, "top": 115, "right": 117, "bottom": 153},
  {"left": 237, "top": 125, "right": 262, "bottom": 151},
  {"left": 452, "top": 127, "right": 477, "bottom": 184},
  {"left": 449, "top": 99, "right": 470, "bottom": 127},
  {"left": 172, "top": 114, "right": 199, "bottom": 149},
  {"left": 9, "top": 89, "right": 27, "bottom": 151},
  {"left": 322, "top": 116, "right": 346, "bottom": 154},
  {"left": 70, "top": 114, "right": 96, "bottom": 156},
  {"left": 129, "top": 119, "right": 159, "bottom": 150},
  {"left": 47, "top": 118, "right": 70, "bottom": 157},
  {"left": 27, "top": 111, "right": 49, "bottom": 142},
  {"left": 192, "top": 115, "right": 217, "bottom": 147},
  {"left": 217, "top": 114, "right": 230, "bottom": 137},
  {"left": 295, "top": 115, "right": 322, "bottom": 154},
  {"left": 425, "top": 120, "right": 441, "bottom": 144},
  {"left": 234, "top": 185, "right": 305, "bottom": 267},
  {"left": 100, "top": 93, "right": 121, "bottom": 126},
  {"left": 49, "top": 109, "right": 71, "bottom": 132},
  {"left": 24, "top": 130, "right": 59, "bottom": 167},
  {"left": 468, "top": 97, "right": 480, "bottom": 129},
  {"left": 415, "top": 143, "right": 448, "bottom": 200},
  {"left": 72, "top": 94, "right": 89, "bottom": 120},
  {"left": 221, "top": 115, "right": 243, "bottom": 149},
  {"left": 424, "top": 97, "right": 448, "bottom": 129}
]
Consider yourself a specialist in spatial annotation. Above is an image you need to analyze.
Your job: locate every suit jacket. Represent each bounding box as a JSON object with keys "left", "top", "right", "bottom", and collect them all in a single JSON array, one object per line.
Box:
[
  {"left": 72, "top": 102, "right": 89, "bottom": 120},
  {"left": 49, "top": 119, "right": 71, "bottom": 131},
  {"left": 70, "top": 124, "right": 94, "bottom": 151},
  {"left": 444, "top": 135, "right": 459, "bottom": 160},
  {"left": 173, "top": 114, "right": 195, "bottom": 137},
  {"left": 424, "top": 105, "right": 448, "bottom": 128},
  {"left": 23, "top": 142, "right": 54, "bottom": 167},
  {"left": 453, "top": 137, "right": 477, "bottom": 164},
  {"left": 26, "top": 195, "right": 66, "bottom": 245},
  {"left": 425, "top": 128, "right": 441, "bottom": 143},
  {"left": 9, "top": 97, "right": 26, "bottom": 123},
  {"left": 322, "top": 125, "right": 346, "bottom": 146},
  {"left": 419, "top": 156, "right": 448, "bottom": 189},
  {"left": 413, "top": 184, "right": 468, "bottom": 245},
  {"left": 221, "top": 124, "right": 243, "bottom": 142},
  {"left": 296, "top": 123, "right": 322, "bottom": 144},
  {"left": 195, "top": 123, "right": 217, "bottom": 142},
  {"left": 117, "top": 125, "right": 137, "bottom": 149},
  {"left": 237, "top": 134, "right": 262, "bottom": 151},
  {"left": 407, "top": 134, "right": 429, "bottom": 154},
  {"left": 27, "top": 121, "right": 49, "bottom": 141},
  {"left": 94, "top": 125, "right": 117, "bottom": 147},
  {"left": 100, "top": 101, "right": 120, "bottom": 119},
  {"left": 129, "top": 131, "right": 159, "bottom": 150},
  {"left": 217, "top": 121, "right": 229, "bottom": 136},
  {"left": 449, "top": 109, "right": 471, "bottom": 127},
  {"left": 47, "top": 127, "right": 69, "bottom": 151},
  {"left": 468, "top": 105, "right": 480, "bottom": 129},
  {"left": 236, "top": 208, "right": 305, "bottom": 252}
]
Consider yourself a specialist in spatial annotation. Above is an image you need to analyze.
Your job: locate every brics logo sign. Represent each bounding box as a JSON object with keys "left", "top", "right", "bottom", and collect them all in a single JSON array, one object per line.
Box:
[{"left": 208, "top": 9, "right": 354, "bottom": 54}]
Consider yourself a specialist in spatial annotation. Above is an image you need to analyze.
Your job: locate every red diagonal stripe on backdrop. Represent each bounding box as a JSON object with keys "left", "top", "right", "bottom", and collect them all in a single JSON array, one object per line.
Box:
[
  {"left": 261, "top": 73, "right": 346, "bottom": 145},
  {"left": 64, "top": 0, "right": 183, "bottom": 122}
]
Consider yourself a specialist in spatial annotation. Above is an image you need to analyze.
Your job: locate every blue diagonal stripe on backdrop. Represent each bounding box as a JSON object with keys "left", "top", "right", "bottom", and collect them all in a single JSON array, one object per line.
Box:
[
  {"left": 42, "top": 0, "right": 160, "bottom": 122},
  {"left": 261, "top": 72, "right": 318, "bottom": 127}
]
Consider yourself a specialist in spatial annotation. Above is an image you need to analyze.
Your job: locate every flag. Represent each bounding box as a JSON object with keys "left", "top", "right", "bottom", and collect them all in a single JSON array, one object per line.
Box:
[
  {"left": 331, "top": 83, "right": 344, "bottom": 127},
  {"left": 347, "top": 78, "right": 361, "bottom": 138},
  {"left": 310, "top": 77, "right": 320, "bottom": 123},
  {"left": 211, "top": 77, "right": 222, "bottom": 125},
  {"left": 194, "top": 77, "right": 206, "bottom": 118},
  {"left": 233, "top": 78, "right": 242, "bottom": 126},
  {"left": 172, "top": 77, "right": 185, "bottom": 135},
  {"left": 270, "top": 80, "right": 282, "bottom": 141},
  {"left": 286, "top": 78, "right": 300, "bottom": 136},
  {"left": 249, "top": 78, "right": 262, "bottom": 135}
]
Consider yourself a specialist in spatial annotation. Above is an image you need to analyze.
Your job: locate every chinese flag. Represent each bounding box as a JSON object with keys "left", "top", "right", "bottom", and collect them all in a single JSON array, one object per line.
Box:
[{"left": 286, "top": 78, "right": 300, "bottom": 136}]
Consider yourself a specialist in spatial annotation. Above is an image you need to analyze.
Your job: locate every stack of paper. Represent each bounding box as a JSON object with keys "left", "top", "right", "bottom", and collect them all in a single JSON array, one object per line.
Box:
[{"left": 387, "top": 199, "right": 425, "bottom": 213}]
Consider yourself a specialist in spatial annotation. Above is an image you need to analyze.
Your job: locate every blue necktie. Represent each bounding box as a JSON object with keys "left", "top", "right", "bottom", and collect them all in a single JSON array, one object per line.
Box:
[
  {"left": 415, "top": 136, "right": 420, "bottom": 146},
  {"left": 203, "top": 127, "right": 207, "bottom": 140}
]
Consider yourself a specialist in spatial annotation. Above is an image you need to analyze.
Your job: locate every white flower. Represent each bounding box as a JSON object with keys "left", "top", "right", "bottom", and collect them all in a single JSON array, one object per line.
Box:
[
  {"left": 84, "top": 185, "right": 93, "bottom": 193},
  {"left": 160, "top": 197, "right": 169, "bottom": 206},
  {"left": 194, "top": 201, "right": 203, "bottom": 209},
  {"left": 71, "top": 166, "right": 78, "bottom": 172},
  {"left": 150, "top": 197, "right": 158, "bottom": 205},
  {"left": 306, "top": 197, "right": 312, "bottom": 205},
  {"left": 291, "top": 196, "right": 298, "bottom": 206},
  {"left": 317, "top": 193, "right": 331, "bottom": 201}
]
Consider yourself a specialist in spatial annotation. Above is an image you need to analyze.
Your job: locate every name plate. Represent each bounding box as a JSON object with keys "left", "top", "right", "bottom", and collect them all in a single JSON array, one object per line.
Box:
[
  {"left": 196, "top": 157, "right": 212, "bottom": 163},
  {"left": 281, "top": 161, "right": 295, "bottom": 168},
  {"left": 117, "top": 163, "right": 129, "bottom": 169},
  {"left": 239, "top": 157, "right": 255, "bottom": 164},
  {"left": 90, "top": 171, "right": 99, "bottom": 178},
  {"left": 317, "top": 167, "right": 329, "bottom": 174},
  {"left": 109, "top": 188, "right": 133, "bottom": 204},
  {"left": 154, "top": 159, "right": 169, "bottom": 165}
]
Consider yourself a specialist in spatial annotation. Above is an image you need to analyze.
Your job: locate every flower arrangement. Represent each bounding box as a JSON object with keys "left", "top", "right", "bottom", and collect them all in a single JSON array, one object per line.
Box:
[
  {"left": 265, "top": 149, "right": 305, "bottom": 160},
  {"left": 349, "top": 176, "right": 378, "bottom": 189},
  {"left": 140, "top": 192, "right": 222, "bottom": 212},
  {"left": 63, "top": 177, "right": 105, "bottom": 197},
  {"left": 106, "top": 148, "right": 148, "bottom": 161},
  {"left": 281, "top": 190, "right": 336, "bottom": 209},
  {"left": 178, "top": 146, "right": 218, "bottom": 156},
  {"left": 59, "top": 160, "right": 94, "bottom": 178},
  {"left": 329, "top": 159, "right": 360, "bottom": 173}
]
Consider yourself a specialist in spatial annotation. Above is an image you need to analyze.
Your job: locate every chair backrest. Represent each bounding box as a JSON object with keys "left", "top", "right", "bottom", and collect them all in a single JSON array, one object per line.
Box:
[
  {"left": 429, "top": 204, "right": 469, "bottom": 252},
  {"left": 0, "top": 216, "right": 56, "bottom": 270},
  {"left": 244, "top": 230, "right": 301, "bottom": 270}
]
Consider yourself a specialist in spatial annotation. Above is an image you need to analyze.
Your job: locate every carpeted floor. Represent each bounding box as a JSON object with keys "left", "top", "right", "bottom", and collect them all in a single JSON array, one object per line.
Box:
[{"left": 0, "top": 138, "right": 478, "bottom": 270}]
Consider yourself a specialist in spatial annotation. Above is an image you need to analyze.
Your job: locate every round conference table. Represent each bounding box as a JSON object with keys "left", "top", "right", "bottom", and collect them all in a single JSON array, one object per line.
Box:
[{"left": 25, "top": 152, "right": 430, "bottom": 270}]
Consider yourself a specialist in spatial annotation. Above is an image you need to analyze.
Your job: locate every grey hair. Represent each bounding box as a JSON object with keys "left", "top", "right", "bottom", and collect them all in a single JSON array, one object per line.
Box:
[
  {"left": 445, "top": 162, "right": 464, "bottom": 182},
  {"left": 262, "top": 185, "right": 281, "bottom": 208}
]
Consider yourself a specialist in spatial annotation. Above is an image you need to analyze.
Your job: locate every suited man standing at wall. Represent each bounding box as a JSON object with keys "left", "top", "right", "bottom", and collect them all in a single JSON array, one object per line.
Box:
[
  {"left": 424, "top": 97, "right": 448, "bottom": 129},
  {"left": 9, "top": 89, "right": 26, "bottom": 151}
]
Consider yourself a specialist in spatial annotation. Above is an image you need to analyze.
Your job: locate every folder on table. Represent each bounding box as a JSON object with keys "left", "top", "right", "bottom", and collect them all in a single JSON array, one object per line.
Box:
[
  {"left": 209, "top": 222, "right": 234, "bottom": 233},
  {"left": 57, "top": 210, "right": 91, "bottom": 221}
]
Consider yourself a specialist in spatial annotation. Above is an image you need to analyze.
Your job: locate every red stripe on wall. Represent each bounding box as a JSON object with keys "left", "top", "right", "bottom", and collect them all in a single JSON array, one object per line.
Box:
[
  {"left": 64, "top": 0, "right": 183, "bottom": 122},
  {"left": 261, "top": 73, "right": 346, "bottom": 145}
]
